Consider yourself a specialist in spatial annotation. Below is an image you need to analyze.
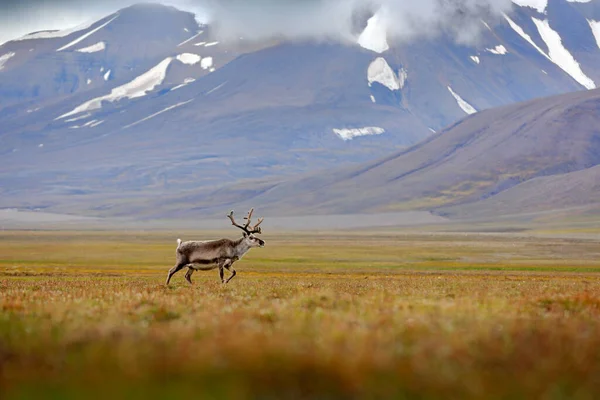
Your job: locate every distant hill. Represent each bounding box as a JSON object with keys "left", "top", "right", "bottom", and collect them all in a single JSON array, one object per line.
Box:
[
  {"left": 154, "top": 86, "right": 600, "bottom": 219},
  {"left": 437, "top": 165, "right": 600, "bottom": 219}
]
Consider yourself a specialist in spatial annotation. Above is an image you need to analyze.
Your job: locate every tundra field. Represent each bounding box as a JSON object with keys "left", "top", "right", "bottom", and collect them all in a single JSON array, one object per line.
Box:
[{"left": 1, "top": 229, "right": 600, "bottom": 399}]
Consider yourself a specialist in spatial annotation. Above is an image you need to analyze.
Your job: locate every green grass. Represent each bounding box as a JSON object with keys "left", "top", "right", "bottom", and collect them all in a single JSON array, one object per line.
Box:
[{"left": 1, "top": 230, "right": 600, "bottom": 399}]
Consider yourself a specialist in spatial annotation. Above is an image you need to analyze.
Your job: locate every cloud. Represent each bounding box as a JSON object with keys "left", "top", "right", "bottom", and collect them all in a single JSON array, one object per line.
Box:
[
  {"left": 199, "top": 0, "right": 515, "bottom": 45},
  {"left": 0, "top": 0, "right": 514, "bottom": 46}
]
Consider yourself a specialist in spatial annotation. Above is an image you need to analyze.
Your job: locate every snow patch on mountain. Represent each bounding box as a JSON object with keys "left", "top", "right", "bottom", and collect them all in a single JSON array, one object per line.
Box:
[
  {"left": 172, "top": 78, "right": 196, "bottom": 91},
  {"left": 532, "top": 18, "right": 596, "bottom": 89},
  {"left": 57, "top": 14, "right": 119, "bottom": 52},
  {"left": 124, "top": 99, "right": 193, "bottom": 129},
  {"left": 176, "top": 53, "right": 201, "bottom": 65},
  {"left": 13, "top": 20, "right": 96, "bottom": 41},
  {"left": 505, "top": 13, "right": 596, "bottom": 89},
  {"left": 333, "top": 127, "right": 385, "bottom": 141},
  {"left": 76, "top": 42, "right": 106, "bottom": 53},
  {"left": 587, "top": 20, "right": 600, "bottom": 49},
  {"left": 512, "top": 0, "right": 547, "bottom": 14},
  {"left": 82, "top": 119, "right": 99, "bottom": 127},
  {"left": 357, "top": 11, "right": 389, "bottom": 53},
  {"left": 178, "top": 32, "right": 203, "bottom": 47},
  {"left": 504, "top": 14, "right": 548, "bottom": 58},
  {"left": 470, "top": 55, "right": 480, "bottom": 64},
  {"left": 447, "top": 86, "right": 477, "bottom": 115},
  {"left": 205, "top": 42, "right": 219, "bottom": 47},
  {"left": 486, "top": 45, "right": 508, "bottom": 55},
  {"left": 0, "top": 52, "right": 15, "bottom": 70},
  {"left": 398, "top": 68, "right": 408, "bottom": 89},
  {"left": 205, "top": 81, "right": 227, "bottom": 95},
  {"left": 367, "top": 57, "right": 400, "bottom": 90},
  {"left": 57, "top": 57, "right": 173, "bottom": 119},
  {"left": 201, "top": 57, "right": 213, "bottom": 70},
  {"left": 194, "top": 42, "right": 206, "bottom": 46},
  {"left": 65, "top": 113, "right": 91, "bottom": 122}
]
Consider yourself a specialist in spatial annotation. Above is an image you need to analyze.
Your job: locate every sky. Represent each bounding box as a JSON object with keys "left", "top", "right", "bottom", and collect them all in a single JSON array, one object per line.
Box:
[{"left": 0, "top": 0, "right": 515, "bottom": 46}]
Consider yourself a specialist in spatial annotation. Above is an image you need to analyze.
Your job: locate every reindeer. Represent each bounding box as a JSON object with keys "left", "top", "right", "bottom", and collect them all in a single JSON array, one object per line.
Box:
[{"left": 165, "top": 208, "right": 265, "bottom": 286}]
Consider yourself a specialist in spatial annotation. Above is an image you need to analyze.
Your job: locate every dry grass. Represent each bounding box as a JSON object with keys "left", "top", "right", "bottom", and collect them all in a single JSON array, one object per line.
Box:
[{"left": 1, "top": 230, "right": 600, "bottom": 399}]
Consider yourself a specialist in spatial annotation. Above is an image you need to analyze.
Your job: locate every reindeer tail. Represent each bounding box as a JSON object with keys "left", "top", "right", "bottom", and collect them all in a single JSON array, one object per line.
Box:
[{"left": 176, "top": 238, "right": 182, "bottom": 248}]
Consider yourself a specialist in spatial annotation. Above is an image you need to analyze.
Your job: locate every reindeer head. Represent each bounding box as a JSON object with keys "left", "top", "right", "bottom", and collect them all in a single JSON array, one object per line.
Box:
[
  {"left": 243, "top": 232, "right": 265, "bottom": 248},
  {"left": 227, "top": 208, "right": 265, "bottom": 248}
]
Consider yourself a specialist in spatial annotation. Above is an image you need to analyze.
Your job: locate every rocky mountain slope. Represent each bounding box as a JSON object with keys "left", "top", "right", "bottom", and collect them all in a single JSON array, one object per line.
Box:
[
  {"left": 153, "top": 86, "right": 600, "bottom": 219},
  {"left": 1, "top": 1, "right": 600, "bottom": 217}
]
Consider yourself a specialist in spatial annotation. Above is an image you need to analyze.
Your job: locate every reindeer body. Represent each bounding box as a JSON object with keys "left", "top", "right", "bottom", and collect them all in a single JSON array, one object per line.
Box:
[
  {"left": 165, "top": 209, "right": 265, "bottom": 285},
  {"left": 177, "top": 238, "right": 251, "bottom": 267}
]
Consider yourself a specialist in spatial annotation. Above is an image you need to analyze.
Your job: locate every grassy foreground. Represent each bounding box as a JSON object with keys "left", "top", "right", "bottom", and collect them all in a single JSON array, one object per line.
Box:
[{"left": 1, "top": 230, "right": 600, "bottom": 399}]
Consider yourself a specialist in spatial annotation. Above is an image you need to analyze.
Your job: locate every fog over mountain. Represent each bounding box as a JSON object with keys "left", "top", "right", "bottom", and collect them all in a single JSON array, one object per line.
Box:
[
  {"left": 1, "top": 0, "right": 513, "bottom": 45},
  {"left": 202, "top": 0, "right": 514, "bottom": 44}
]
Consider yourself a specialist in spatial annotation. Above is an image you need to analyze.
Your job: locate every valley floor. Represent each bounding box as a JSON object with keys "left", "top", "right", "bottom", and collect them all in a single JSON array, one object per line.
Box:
[{"left": 1, "top": 231, "right": 600, "bottom": 399}]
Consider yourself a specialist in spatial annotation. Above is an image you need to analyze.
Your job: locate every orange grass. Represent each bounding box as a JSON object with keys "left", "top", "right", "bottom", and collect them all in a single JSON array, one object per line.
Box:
[{"left": 1, "top": 231, "right": 600, "bottom": 399}]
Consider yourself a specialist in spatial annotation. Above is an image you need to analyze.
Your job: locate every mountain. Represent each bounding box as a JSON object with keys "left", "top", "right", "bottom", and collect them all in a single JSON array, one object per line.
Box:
[
  {"left": 149, "top": 86, "right": 600, "bottom": 219},
  {"left": 0, "top": 4, "right": 199, "bottom": 107},
  {"left": 1, "top": 1, "right": 600, "bottom": 217},
  {"left": 437, "top": 165, "right": 600, "bottom": 219}
]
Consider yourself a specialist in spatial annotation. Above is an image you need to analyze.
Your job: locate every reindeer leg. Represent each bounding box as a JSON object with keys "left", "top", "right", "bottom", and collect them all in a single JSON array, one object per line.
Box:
[
  {"left": 219, "top": 262, "right": 225, "bottom": 283},
  {"left": 166, "top": 262, "right": 187, "bottom": 285},
  {"left": 224, "top": 260, "right": 236, "bottom": 284},
  {"left": 184, "top": 267, "right": 195, "bottom": 285}
]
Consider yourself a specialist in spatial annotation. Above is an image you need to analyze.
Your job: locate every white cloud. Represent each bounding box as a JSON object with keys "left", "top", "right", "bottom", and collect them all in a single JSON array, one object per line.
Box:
[
  {"left": 202, "top": 0, "right": 514, "bottom": 45},
  {"left": 1, "top": 0, "right": 513, "bottom": 47}
]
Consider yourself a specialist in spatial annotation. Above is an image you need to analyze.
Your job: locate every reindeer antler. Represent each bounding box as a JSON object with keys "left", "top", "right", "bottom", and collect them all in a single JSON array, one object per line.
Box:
[{"left": 227, "top": 208, "right": 264, "bottom": 234}]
